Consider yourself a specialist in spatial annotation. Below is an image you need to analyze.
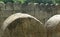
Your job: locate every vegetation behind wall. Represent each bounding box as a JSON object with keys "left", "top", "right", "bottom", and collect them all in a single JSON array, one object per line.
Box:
[{"left": 0, "top": 0, "right": 60, "bottom": 4}]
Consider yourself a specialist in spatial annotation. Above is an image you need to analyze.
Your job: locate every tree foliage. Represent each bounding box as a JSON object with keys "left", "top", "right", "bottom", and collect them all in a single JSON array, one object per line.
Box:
[
  {"left": 2, "top": 0, "right": 14, "bottom": 3},
  {"left": 0, "top": 0, "right": 60, "bottom": 4}
]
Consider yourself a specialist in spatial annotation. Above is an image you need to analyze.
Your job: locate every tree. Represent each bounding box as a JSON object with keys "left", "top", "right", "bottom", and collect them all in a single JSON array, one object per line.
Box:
[
  {"left": 3, "top": 0, "right": 14, "bottom": 3},
  {"left": 13, "top": 0, "right": 26, "bottom": 4},
  {"left": 55, "top": 0, "right": 60, "bottom": 4}
]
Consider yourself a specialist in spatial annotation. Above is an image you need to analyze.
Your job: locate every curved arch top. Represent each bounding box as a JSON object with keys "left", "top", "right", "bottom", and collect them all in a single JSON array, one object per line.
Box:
[
  {"left": 1, "top": 13, "right": 43, "bottom": 31},
  {"left": 45, "top": 15, "right": 60, "bottom": 30}
]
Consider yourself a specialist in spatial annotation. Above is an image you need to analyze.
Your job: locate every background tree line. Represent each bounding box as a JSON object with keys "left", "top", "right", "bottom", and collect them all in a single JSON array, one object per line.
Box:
[{"left": 0, "top": 0, "right": 60, "bottom": 4}]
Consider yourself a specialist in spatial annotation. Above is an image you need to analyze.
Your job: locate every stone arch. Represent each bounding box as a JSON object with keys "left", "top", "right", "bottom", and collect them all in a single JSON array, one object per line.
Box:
[
  {"left": 1, "top": 13, "right": 45, "bottom": 37},
  {"left": 45, "top": 15, "right": 60, "bottom": 37}
]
